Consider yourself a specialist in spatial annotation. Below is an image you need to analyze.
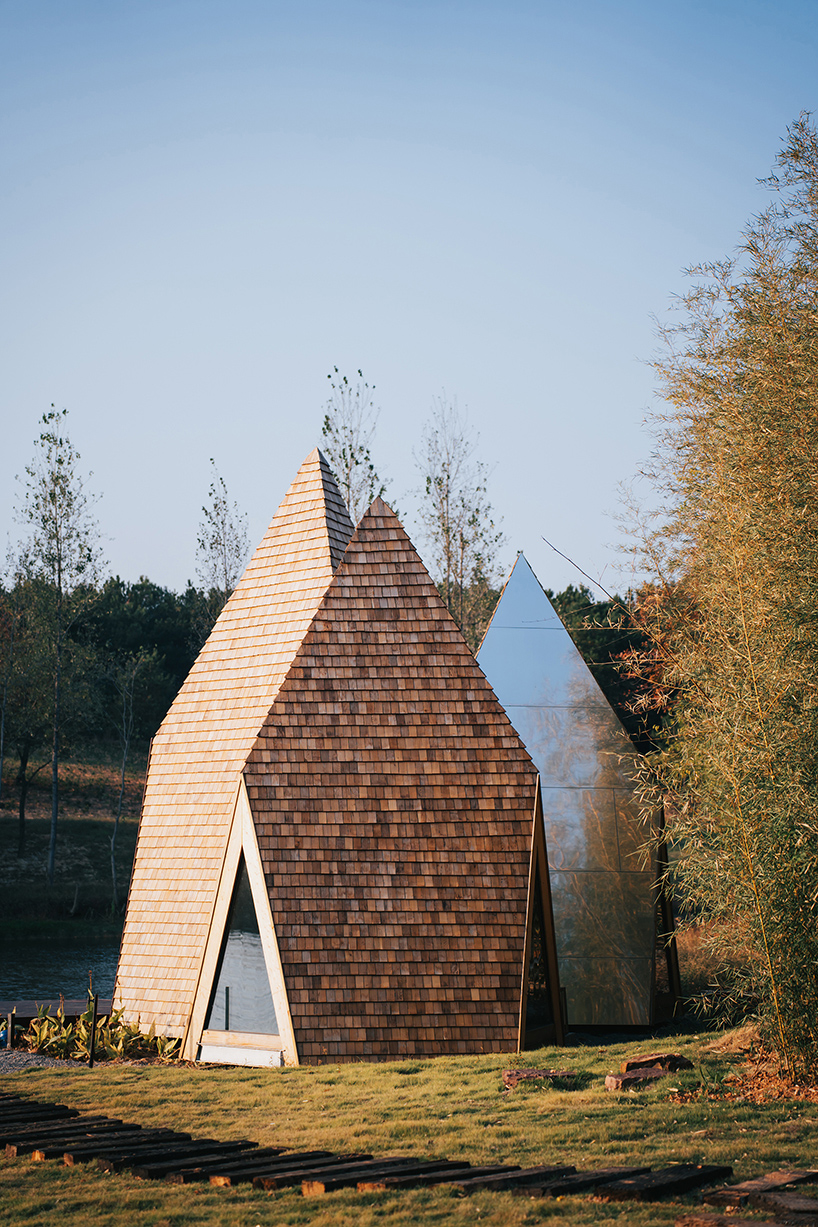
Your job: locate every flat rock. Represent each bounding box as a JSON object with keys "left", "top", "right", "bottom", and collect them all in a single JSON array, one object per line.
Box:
[
  {"left": 621, "top": 1053, "right": 695, "bottom": 1075},
  {"left": 502, "top": 1069, "right": 577, "bottom": 1090},
  {"left": 605, "top": 1068, "right": 668, "bottom": 1091}
]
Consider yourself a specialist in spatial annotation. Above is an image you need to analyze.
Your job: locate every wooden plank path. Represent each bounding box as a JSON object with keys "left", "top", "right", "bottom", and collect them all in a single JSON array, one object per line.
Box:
[{"left": 5, "top": 1089, "right": 814, "bottom": 1219}]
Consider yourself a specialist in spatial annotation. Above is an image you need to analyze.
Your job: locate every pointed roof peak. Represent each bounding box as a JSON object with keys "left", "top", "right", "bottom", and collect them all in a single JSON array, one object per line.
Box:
[
  {"left": 363, "top": 495, "right": 396, "bottom": 519},
  {"left": 303, "top": 445, "right": 333, "bottom": 470}
]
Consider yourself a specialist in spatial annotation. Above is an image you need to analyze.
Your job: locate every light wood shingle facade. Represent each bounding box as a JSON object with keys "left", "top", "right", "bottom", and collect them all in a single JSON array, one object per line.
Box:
[{"left": 116, "top": 450, "right": 354, "bottom": 1042}]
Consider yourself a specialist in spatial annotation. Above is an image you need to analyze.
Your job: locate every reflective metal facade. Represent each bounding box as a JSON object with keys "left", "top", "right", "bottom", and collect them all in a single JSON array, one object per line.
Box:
[{"left": 477, "top": 555, "right": 655, "bottom": 1026}]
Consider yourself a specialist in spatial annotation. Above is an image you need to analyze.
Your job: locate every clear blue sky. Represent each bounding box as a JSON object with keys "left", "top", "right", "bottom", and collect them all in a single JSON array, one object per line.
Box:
[{"left": 2, "top": 0, "right": 816, "bottom": 596}]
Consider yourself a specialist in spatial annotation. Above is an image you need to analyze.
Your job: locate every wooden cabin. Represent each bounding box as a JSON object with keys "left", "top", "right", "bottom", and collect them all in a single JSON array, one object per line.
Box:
[{"left": 115, "top": 451, "right": 562, "bottom": 1065}]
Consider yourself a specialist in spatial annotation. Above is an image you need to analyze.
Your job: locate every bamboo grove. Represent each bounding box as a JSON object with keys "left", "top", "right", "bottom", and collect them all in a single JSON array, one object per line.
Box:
[{"left": 635, "top": 115, "right": 818, "bottom": 1076}]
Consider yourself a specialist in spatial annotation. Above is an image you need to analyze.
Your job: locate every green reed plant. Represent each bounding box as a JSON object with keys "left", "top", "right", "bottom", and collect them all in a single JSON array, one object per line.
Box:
[{"left": 630, "top": 115, "right": 818, "bottom": 1078}]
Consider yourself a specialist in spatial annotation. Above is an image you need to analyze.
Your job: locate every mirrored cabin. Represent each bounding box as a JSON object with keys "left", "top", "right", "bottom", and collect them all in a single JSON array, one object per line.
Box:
[{"left": 477, "top": 554, "right": 656, "bottom": 1027}]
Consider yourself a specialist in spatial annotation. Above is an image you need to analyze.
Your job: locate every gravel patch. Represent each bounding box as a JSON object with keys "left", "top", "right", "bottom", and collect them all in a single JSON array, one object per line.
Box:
[{"left": 0, "top": 1049, "right": 87, "bottom": 1072}]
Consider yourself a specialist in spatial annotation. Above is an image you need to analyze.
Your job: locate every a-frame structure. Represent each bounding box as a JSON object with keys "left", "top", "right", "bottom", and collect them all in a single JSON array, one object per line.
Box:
[
  {"left": 477, "top": 555, "right": 657, "bottom": 1027},
  {"left": 115, "top": 450, "right": 354, "bottom": 1054},
  {"left": 117, "top": 462, "right": 563, "bottom": 1063}
]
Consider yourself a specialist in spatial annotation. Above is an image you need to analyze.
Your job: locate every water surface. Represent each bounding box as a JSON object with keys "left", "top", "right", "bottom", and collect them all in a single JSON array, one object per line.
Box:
[{"left": 0, "top": 943, "right": 120, "bottom": 1000}]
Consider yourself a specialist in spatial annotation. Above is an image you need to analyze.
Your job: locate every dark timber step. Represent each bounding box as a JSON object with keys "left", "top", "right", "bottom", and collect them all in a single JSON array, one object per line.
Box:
[
  {"left": 37, "top": 1130, "right": 186, "bottom": 1163},
  {"left": 210, "top": 1151, "right": 371, "bottom": 1188},
  {"left": 599, "top": 1164, "right": 734, "bottom": 1201},
  {"left": 748, "top": 1188, "right": 818, "bottom": 1216},
  {"left": 302, "top": 1157, "right": 450, "bottom": 1195},
  {"left": 447, "top": 1164, "right": 576, "bottom": 1193},
  {"left": 0, "top": 1097, "right": 68, "bottom": 1112},
  {"left": 354, "top": 1164, "right": 518, "bottom": 1192},
  {"left": 252, "top": 1154, "right": 375, "bottom": 1191},
  {"left": 96, "top": 1138, "right": 243, "bottom": 1173},
  {"left": 512, "top": 1166, "right": 652, "bottom": 1197},
  {"left": 355, "top": 1160, "right": 475, "bottom": 1192},
  {"left": 129, "top": 1141, "right": 259, "bottom": 1179},
  {"left": 192, "top": 1150, "right": 338, "bottom": 1187},
  {"left": 0, "top": 1106, "right": 79, "bottom": 1126},
  {"left": 162, "top": 1147, "right": 297, "bottom": 1184},
  {"left": 3, "top": 1117, "right": 133, "bottom": 1147},
  {"left": 6, "top": 1123, "right": 140, "bottom": 1157}
]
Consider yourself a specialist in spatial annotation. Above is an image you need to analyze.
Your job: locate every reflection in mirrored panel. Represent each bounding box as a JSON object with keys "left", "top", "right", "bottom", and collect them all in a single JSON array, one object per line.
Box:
[
  {"left": 478, "top": 628, "right": 604, "bottom": 708},
  {"left": 549, "top": 871, "right": 655, "bottom": 960},
  {"left": 204, "top": 854, "right": 279, "bottom": 1035},
  {"left": 559, "top": 957, "right": 653, "bottom": 1026},
  {"left": 477, "top": 554, "right": 656, "bottom": 1027},
  {"left": 541, "top": 787, "right": 619, "bottom": 872},
  {"left": 525, "top": 866, "right": 554, "bottom": 1033},
  {"left": 505, "top": 706, "right": 635, "bottom": 789},
  {"left": 614, "top": 790, "right": 653, "bottom": 871}
]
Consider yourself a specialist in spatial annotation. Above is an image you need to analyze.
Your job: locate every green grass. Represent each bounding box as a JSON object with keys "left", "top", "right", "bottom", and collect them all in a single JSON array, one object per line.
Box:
[{"left": 2, "top": 1029, "right": 814, "bottom": 1226}]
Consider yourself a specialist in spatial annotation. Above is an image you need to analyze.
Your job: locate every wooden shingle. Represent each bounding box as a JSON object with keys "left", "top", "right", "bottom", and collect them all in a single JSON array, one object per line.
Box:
[
  {"left": 116, "top": 450, "right": 353, "bottom": 1033},
  {"left": 244, "top": 499, "right": 543, "bottom": 1060}
]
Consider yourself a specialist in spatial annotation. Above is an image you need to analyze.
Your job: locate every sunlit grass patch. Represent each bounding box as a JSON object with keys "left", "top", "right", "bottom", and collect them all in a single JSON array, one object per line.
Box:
[{"left": 3, "top": 1027, "right": 818, "bottom": 1225}]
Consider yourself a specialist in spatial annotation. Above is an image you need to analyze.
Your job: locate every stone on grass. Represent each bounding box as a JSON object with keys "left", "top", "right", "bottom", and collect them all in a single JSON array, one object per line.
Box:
[
  {"left": 620, "top": 1053, "right": 694, "bottom": 1075},
  {"left": 605, "top": 1068, "right": 669, "bottom": 1091},
  {"left": 502, "top": 1069, "right": 577, "bottom": 1091}
]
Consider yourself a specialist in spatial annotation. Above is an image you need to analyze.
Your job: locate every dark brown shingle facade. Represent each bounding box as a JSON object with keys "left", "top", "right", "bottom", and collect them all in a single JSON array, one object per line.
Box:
[{"left": 245, "top": 499, "right": 546, "bottom": 1060}]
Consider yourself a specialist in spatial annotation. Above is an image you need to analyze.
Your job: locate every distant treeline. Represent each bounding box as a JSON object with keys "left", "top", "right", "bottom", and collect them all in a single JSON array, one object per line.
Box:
[
  {"left": 0, "top": 574, "right": 218, "bottom": 833},
  {"left": 1, "top": 572, "right": 653, "bottom": 776}
]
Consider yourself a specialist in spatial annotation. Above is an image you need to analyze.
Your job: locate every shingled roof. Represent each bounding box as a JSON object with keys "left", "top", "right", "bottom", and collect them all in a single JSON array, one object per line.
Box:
[
  {"left": 116, "top": 450, "right": 354, "bottom": 1034},
  {"left": 243, "top": 499, "right": 548, "bottom": 1060}
]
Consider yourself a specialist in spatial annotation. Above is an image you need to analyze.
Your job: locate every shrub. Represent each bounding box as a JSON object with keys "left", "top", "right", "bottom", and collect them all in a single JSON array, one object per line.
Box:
[{"left": 24, "top": 997, "right": 180, "bottom": 1062}]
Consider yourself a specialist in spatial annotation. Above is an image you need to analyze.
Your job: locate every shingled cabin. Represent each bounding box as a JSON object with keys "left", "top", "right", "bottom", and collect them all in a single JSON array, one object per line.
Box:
[{"left": 115, "top": 450, "right": 563, "bottom": 1065}]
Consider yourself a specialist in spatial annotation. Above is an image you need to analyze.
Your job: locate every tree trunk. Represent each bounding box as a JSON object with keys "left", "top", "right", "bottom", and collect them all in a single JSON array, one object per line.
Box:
[
  {"left": 111, "top": 733, "right": 129, "bottom": 914},
  {"left": 0, "top": 592, "right": 17, "bottom": 805},
  {"left": 47, "top": 620, "right": 61, "bottom": 887},
  {"left": 17, "top": 742, "right": 30, "bottom": 858}
]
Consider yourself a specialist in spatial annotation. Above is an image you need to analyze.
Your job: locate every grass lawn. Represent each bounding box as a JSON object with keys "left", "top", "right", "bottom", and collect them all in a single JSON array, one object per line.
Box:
[{"left": 2, "top": 1028, "right": 815, "bottom": 1227}]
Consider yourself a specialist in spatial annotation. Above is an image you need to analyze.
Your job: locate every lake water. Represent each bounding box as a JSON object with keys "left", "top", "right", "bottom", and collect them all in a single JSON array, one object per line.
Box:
[{"left": 0, "top": 943, "right": 120, "bottom": 1000}]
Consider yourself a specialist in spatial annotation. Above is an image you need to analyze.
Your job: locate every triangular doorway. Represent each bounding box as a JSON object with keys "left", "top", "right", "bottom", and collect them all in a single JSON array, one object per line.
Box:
[
  {"left": 203, "top": 853, "right": 279, "bottom": 1036},
  {"left": 187, "top": 778, "right": 298, "bottom": 1066},
  {"left": 520, "top": 785, "right": 564, "bottom": 1049}
]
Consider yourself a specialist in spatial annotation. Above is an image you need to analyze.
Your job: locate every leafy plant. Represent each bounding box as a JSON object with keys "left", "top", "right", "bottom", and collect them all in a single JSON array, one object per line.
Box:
[{"left": 24, "top": 996, "right": 180, "bottom": 1062}]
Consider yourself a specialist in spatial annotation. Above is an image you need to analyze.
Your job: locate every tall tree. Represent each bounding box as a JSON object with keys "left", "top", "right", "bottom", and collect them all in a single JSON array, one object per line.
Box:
[
  {"left": 16, "top": 408, "right": 104, "bottom": 884},
  {"left": 1, "top": 573, "right": 52, "bottom": 856},
  {"left": 193, "top": 460, "right": 249, "bottom": 645},
  {"left": 0, "top": 546, "right": 26, "bottom": 803},
  {"left": 636, "top": 115, "right": 818, "bottom": 1075},
  {"left": 321, "top": 367, "right": 387, "bottom": 522},
  {"left": 416, "top": 396, "right": 504, "bottom": 651},
  {"left": 106, "top": 648, "right": 155, "bottom": 912}
]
